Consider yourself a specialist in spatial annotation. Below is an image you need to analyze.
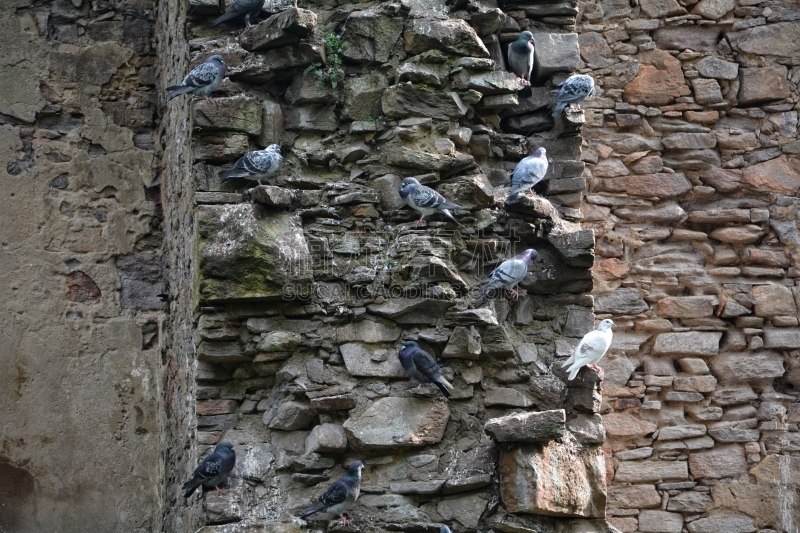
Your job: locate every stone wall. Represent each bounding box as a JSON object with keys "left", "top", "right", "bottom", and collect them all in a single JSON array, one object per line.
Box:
[
  {"left": 577, "top": 0, "right": 800, "bottom": 531},
  {"left": 0, "top": 0, "right": 165, "bottom": 530},
  {"left": 173, "top": 0, "right": 615, "bottom": 531}
]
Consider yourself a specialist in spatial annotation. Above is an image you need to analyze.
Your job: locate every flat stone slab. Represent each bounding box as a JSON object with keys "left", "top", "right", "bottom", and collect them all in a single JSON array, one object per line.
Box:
[
  {"left": 484, "top": 409, "right": 566, "bottom": 443},
  {"left": 343, "top": 397, "right": 450, "bottom": 452}
]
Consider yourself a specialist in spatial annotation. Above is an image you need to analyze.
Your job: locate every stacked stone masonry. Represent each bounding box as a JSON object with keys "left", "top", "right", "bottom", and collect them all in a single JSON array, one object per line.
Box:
[
  {"left": 177, "top": 0, "right": 613, "bottom": 531},
  {"left": 576, "top": 0, "right": 800, "bottom": 532}
]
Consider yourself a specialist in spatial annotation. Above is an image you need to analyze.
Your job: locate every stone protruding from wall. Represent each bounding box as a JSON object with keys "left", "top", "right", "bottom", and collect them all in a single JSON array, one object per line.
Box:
[{"left": 576, "top": 0, "right": 800, "bottom": 531}]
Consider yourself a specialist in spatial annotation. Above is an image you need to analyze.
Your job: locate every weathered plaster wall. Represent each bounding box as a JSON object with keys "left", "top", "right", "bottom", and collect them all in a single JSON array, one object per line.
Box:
[
  {"left": 576, "top": 0, "right": 800, "bottom": 531},
  {"left": 0, "top": 0, "right": 165, "bottom": 531}
]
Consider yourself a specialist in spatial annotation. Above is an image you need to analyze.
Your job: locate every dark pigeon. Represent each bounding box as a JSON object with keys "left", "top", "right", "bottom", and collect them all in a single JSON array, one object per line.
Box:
[
  {"left": 508, "top": 31, "right": 535, "bottom": 84},
  {"left": 399, "top": 177, "right": 461, "bottom": 227},
  {"left": 478, "top": 248, "right": 537, "bottom": 298},
  {"left": 300, "top": 461, "right": 364, "bottom": 525},
  {"left": 397, "top": 340, "right": 454, "bottom": 398},
  {"left": 219, "top": 144, "right": 282, "bottom": 184},
  {"left": 507, "top": 147, "right": 548, "bottom": 202},
  {"left": 182, "top": 441, "right": 236, "bottom": 497},
  {"left": 552, "top": 74, "right": 595, "bottom": 117},
  {"left": 212, "top": 0, "right": 265, "bottom": 28},
  {"left": 166, "top": 55, "right": 227, "bottom": 103}
]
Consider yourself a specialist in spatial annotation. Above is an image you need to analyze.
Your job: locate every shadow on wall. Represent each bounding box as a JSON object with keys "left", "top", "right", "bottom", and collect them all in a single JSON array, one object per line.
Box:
[{"left": 0, "top": 460, "right": 36, "bottom": 531}]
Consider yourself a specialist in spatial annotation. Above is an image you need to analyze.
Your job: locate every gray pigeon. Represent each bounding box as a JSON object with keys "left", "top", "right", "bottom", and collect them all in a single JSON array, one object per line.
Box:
[
  {"left": 212, "top": 0, "right": 265, "bottom": 27},
  {"left": 399, "top": 177, "right": 461, "bottom": 227},
  {"left": 397, "top": 340, "right": 454, "bottom": 398},
  {"left": 562, "top": 319, "right": 614, "bottom": 380},
  {"left": 552, "top": 74, "right": 595, "bottom": 116},
  {"left": 182, "top": 441, "right": 236, "bottom": 497},
  {"left": 219, "top": 144, "right": 282, "bottom": 184},
  {"left": 478, "top": 248, "right": 537, "bottom": 298},
  {"left": 301, "top": 461, "right": 364, "bottom": 525},
  {"left": 166, "top": 55, "right": 227, "bottom": 103},
  {"left": 507, "top": 147, "right": 548, "bottom": 202},
  {"left": 508, "top": 31, "right": 535, "bottom": 84}
]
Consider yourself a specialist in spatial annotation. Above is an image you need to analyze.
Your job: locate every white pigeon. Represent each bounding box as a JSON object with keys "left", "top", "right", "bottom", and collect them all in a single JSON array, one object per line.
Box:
[{"left": 562, "top": 319, "right": 614, "bottom": 380}]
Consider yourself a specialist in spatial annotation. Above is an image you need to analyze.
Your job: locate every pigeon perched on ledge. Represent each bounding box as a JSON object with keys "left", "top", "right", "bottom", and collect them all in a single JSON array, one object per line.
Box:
[
  {"left": 507, "top": 147, "right": 548, "bottom": 202},
  {"left": 398, "top": 340, "right": 454, "bottom": 398},
  {"left": 212, "top": 0, "right": 265, "bottom": 28},
  {"left": 399, "top": 177, "right": 461, "bottom": 227},
  {"left": 562, "top": 319, "right": 615, "bottom": 381},
  {"left": 166, "top": 55, "right": 226, "bottom": 103},
  {"left": 219, "top": 144, "right": 283, "bottom": 185},
  {"left": 478, "top": 248, "right": 537, "bottom": 298},
  {"left": 508, "top": 31, "right": 535, "bottom": 84},
  {"left": 552, "top": 74, "right": 595, "bottom": 117},
  {"left": 300, "top": 461, "right": 364, "bottom": 525},
  {"left": 182, "top": 441, "right": 236, "bottom": 497}
]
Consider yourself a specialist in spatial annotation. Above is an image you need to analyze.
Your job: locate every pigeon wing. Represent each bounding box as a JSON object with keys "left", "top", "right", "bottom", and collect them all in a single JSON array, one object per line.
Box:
[
  {"left": 411, "top": 348, "right": 442, "bottom": 380},
  {"left": 412, "top": 185, "right": 461, "bottom": 210},
  {"left": 508, "top": 42, "right": 533, "bottom": 80},
  {"left": 318, "top": 479, "right": 349, "bottom": 508},
  {"left": 511, "top": 156, "right": 547, "bottom": 191},
  {"left": 182, "top": 61, "right": 219, "bottom": 90},
  {"left": 572, "top": 330, "right": 608, "bottom": 367}
]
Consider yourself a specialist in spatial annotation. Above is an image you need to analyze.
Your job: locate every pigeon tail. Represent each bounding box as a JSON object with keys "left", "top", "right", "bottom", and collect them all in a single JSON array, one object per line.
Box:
[
  {"left": 182, "top": 480, "right": 201, "bottom": 498},
  {"left": 442, "top": 209, "right": 461, "bottom": 226},
  {"left": 434, "top": 376, "right": 454, "bottom": 398},
  {"left": 300, "top": 506, "right": 323, "bottom": 519},
  {"left": 167, "top": 86, "right": 195, "bottom": 101},
  {"left": 552, "top": 102, "right": 567, "bottom": 117},
  {"left": 566, "top": 363, "right": 581, "bottom": 381},
  {"left": 212, "top": 10, "right": 241, "bottom": 26}
]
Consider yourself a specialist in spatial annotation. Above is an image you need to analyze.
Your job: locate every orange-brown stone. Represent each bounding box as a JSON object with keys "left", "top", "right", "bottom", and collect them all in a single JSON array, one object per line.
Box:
[
  {"left": 623, "top": 50, "right": 689, "bottom": 105},
  {"left": 741, "top": 155, "right": 800, "bottom": 195}
]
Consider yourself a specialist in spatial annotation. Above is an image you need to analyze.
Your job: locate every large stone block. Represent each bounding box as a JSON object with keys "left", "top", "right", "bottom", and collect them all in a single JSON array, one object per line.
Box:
[
  {"left": 603, "top": 413, "right": 657, "bottom": 439},
  {"left": 653, "top": 27, "right": 722, "bottom": 52},
  {"left": 499, "top": 434, "right": 606, "bottom": 518},
  {"left": 689, "top": 445, "right": 747, "bottom": 479},
  {"left": 607, "top": 484, "right": 661, "bottom": 508},
  {"left": 305, "top": 423, "right": 348, "bottom": 454},
  {"left": 656, "top": 296, "right": 717, "bottom": 318},
  {"left": 382, "top": 84, "right": 468, "bottom": 121},
  {"left": 532, "top": 33, "right": 580, "bottom": 83},
  {"left": 603, "top": 173, "right": 692, "bottom": 198},
  {"left": 624, "top": 49, "right": 688, "bottom": 105},
  {"left": 404, "top": 18, "right": 489, "bottom": 57},
  {"left": 340, "top": 343, "right": 408, "bottom": 378},
  {"left": 594, "top": 288, "right": 648, "bottom": 314},
  {"left": 452, "top": 70, "right": 525, "bottom": 95},
  {"left": 442, "top": 326, "right": 481, "bottom": 359},
  {"left": 343, "top": 397, "right": 450, "bottom": 452},
  {"left": 741, "top": 155, "right": 800, "bottom": 196},
  {"left": 193, "top": 96, "right": 263, "bottom": 135},
  {"left": 764, "top": 329, "right": 800, "bottom": 349},
  {"left": 614, "top": 460, "right": 688, "bottom": 483},
  {"left": 691, "top": 0, "right": 735, "bottom": 19},
  {"left": 638, "top": 511, "right": 683, "bottom": 533},
  {"left": 696, "top": 57, "right": 738, "bottom": 80},
  {"left": 711, "top": 351, "right": 785, "bottom": 383},
  {"left": 686, "top": 512, "right": 756, "bottom": 533},
  {"left": 240, "top": 8, "right": 316, "bottom": 52},
  {"left": 653, "top": 332, "right": 722, "bottom": 356},
  {"left": 738, "top": 65, "right": 791, "bottom": 106},
  {"left": 484, "top": 410, "right": 566, "bottom": 443},
  {"left": 728, "top": 21, "right": 800, "bottom": 58},
  {"left": 342, "top": 9, "right": 404, "bottom": 64},
  {"left": 197, "top": 206, "right": 311, "bottom": 303}
]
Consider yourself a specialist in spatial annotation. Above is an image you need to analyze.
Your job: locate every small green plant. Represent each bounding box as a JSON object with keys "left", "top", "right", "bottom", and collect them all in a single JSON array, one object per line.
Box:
[{"left": 304, "top": 32, "right": 347, "bottom": 88}]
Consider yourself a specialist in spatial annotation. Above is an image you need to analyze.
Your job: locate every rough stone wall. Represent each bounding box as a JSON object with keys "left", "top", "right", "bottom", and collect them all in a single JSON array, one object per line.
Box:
[
  {"left": 576, "top": 0, "right": 800, "bottom": 531},
  {"left": 0, "top": 0, "right": 165, "bottom": 531},
  {"left": 174, "top": 0, "right": 616, "bottom": 531}
]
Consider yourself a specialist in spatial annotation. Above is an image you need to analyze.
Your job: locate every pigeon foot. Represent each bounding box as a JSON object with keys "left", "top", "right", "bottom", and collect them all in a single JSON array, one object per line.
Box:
[
  {"left": 415, "top": 217, "right": 427, "bottom": 227},
  {"left": 510, "top": 289, "right": 520, "bottom": 299},
  {"left": 339, "top": 515, "right": 351, "bottom": 525},
  {"left": 214, "top": 486, "right": 226, "bottom": 494}
]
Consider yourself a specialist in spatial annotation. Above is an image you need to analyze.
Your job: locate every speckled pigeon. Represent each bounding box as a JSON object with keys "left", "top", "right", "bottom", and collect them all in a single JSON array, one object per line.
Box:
[
  {"left": 212, "top": 0, "right": 265, "bottom": 28},
  {"left": 552, "top": 74, "right": 595, "bottom": 117},
  {"left": 166, "top": 55, "right": 227, "bottom": 103},
  {"left": 300, "top": 461, "right": 364, "bottom": 525},
  {"left": 182, "top": 441, "right": 236, "bottom": 497},
  {"left": 507, "top": 147, "right": 548, "bottom": 202},
  {"left": 398, "top": 340, "right": 454, "bottom": 398},
  {"left": 219, "top": 144, "right": 282, "bottom": 184},
  {"left": 508, "top": 31, "right": 535, "bottom": 84},
  {"left": 562, "top": 319, "right": 615, "bottom": 380},
  {"left": 478, "top": 248, "right": 537, "bottom": 298},
  {"left": 399, "top": 177, "right": 461, "bottom": 227}
]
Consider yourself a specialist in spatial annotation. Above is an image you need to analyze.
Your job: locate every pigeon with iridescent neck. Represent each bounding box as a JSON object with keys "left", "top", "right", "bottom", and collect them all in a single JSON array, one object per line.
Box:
[
  {"left": 478, "top": 249, "right": 537, "bottom": 298},
  {"left": 398, "top": 340, "right": 453, "bottom": 398},
  {"left": 508, "top": 31, "right": 535, "bottom": 85},
  {"left": 507, "top": 147, "right": 548, "bottom": 202},
  {"left": 300, "top": 461, "right": 364, "bottom": 525},
  {"left": 399, "top": 177, "right": 461, "bottom": 227},
  {"left": 182, "top": 441, "right": 236, "bottom": 497},
  {"left": 552, "top": 74, "right": 595, "bottom": 116}
]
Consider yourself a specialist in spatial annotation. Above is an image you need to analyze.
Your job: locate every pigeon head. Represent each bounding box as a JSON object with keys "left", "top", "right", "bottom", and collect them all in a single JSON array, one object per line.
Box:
[
  {"left": 398, "top": 340, "right": 418, "bottom": 358},
  {"left": 266, "top": 144, "right": 281, "bottom": 153},
  {"left": 215, "top": 441, "right": 235, "bottom": 455},
  {"left": 346, "top": 460, "right": 364, "bottom": 479},
  {"left": 516, "top": 248, "right": 538, "bottom": 263},
  {"left": 532, "top": 147, "right": 546, "bottom": 160},
  {"left": 517, "top": 31, "right": 535, "bottom": 44},
  {"left": 597, "top": 319, "right": 615, "bottom": 331},
  {"left": 209, "top": 55, "right": 226, "bottom": 65},
  {"left": 399, "top": 178, "right": 420, "bottom": 198}
]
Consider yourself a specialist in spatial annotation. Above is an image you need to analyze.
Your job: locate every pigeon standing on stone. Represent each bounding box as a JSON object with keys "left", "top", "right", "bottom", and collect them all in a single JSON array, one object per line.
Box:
[
  {"left": 397, "top": 340, "right": 454, "bottom": 398},
  {"left": 507, "top": 147, "right": 548, "bottom": 202},
  {"left": 212, "top": 0, "right": 265, "bottom": 28},
  {"left": 552, "top": 74, "right": 595, "bottom": 117},
  {"left": 478, "top": 248, "right": 537, "bottom": 298},
  {"left": 399, "top": 177, "right": 462, "bottom": 227},
  {"left": 182, "top": 441, "right": 236, "bottom": 497},
  {"left": 166, "top": 55, "right": 227, "bottom": 103},
  {"left": 218, "top": 144, "right": 283, "bottom": 185},
  {"left": 300, "top": 461, "right": 364, "bottom": 525},
  {"left": 562, "top": 319, "right": 615, "bottom": 381},
  {"left": 508, "top": 31, "right": 535, "bottom": 84}
]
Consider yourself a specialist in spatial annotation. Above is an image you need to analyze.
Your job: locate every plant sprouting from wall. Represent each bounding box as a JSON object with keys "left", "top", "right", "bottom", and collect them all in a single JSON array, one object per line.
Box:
[{"left": 304, "top": 32, "right": 347, "bottom": 88}]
